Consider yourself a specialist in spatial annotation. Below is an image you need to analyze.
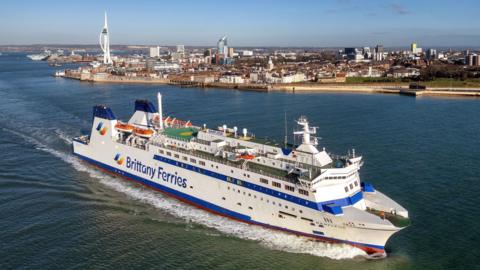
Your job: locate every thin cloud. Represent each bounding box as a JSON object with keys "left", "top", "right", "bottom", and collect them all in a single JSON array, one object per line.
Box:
[{"left": 390, "top": 3, "right": 410, "bottom": 15}]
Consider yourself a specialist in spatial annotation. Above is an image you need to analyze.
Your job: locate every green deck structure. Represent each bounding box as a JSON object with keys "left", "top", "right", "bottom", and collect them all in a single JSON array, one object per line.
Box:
[{"left": 162, "top": 127, "right": 198, "bottom": 140}]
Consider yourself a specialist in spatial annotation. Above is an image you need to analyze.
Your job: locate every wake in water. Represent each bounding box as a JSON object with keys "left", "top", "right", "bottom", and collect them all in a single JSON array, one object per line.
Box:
[{"left": 5, "top": 127, "right": 367, "bottom": 260}]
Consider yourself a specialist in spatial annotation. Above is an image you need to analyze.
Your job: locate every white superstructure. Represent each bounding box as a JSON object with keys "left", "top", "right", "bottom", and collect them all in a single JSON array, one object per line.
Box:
[
  {"left": 99, "top": 12, "right": 112, "bottom": 65},
  {"left": 73, "top": 93, "right": 409, "bottom": 257}
]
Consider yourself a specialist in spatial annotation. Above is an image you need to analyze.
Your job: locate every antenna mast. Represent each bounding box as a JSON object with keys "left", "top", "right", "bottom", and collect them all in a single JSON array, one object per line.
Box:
[{"left": 284, "top": 111, "right": 288, "bottom": 147}]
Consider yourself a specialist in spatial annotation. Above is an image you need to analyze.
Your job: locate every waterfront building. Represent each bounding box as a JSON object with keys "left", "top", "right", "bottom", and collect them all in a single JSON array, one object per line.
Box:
[
  {"left": 99, "top": 12, "right": 112, "bottom": 65},
  {"left": 219, "top": 74, "right": 244, "bottom": 84}
]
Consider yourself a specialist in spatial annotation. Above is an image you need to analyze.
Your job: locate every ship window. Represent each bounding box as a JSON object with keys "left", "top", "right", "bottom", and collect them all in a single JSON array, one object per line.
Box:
[
  {"left": 273, "top": 202, "right": 276, "bottom": 205},
  {"left": 285, "top": 185, "right": 295, "bottom": 192},
  {"left": 248, "top": 193, "right": 251, "bottom": 197},
  {"left": 272, "top": 182, "right": 281, "bottom": 188},
  {"left": 260, "top": 178, "right": 268, "bottom": 184},
  {"left": 182, "top": 156, "right": 188, "bottom": 161},
  {"left": 299, "top": 189, "right": 309, "bottom": 196},
  {"left": 299, "top": 210, "right": 303, "bottom": 213},
  {"left": 159, "top": 149, "right": 164, "bottom": 154},
  {"left": 222, "top": 197, "right": 225, "bottom": 200},
  {"left": 167, "top": 152, "right": 172, "bottom": 156},
  {"left": 344, "top": 186, "right": 348, "bottom": 192},
  {"left": 349, "top": 183, "right": 353, "bottom": 189},
  {"left": 248, "top": 206, "right": 253, "bottom": 210},
  {"left": 190, "top": 158, "right": 196, "bottom": 163},
  {"left": 237, "top": 202, "right": 242, "bottom": 206},
  {"left": 174, "top": 154, "right": 179, "bottom": 158},
  {"left": 354, "top": 181, "right": 358, "bottom": 187},
  {"left": 199, "top": 161, "right": 205, "bottom": 166}
]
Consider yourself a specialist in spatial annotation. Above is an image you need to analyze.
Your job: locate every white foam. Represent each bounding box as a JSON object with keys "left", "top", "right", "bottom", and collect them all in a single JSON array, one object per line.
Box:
[{"left": 6, "top": 127, "right": 366, "bottom": 260}]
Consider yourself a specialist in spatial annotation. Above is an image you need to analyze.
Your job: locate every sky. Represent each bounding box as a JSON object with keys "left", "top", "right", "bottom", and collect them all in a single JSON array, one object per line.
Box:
[{"left": 0, "top": 0, "right": 479, "bottom": 47}]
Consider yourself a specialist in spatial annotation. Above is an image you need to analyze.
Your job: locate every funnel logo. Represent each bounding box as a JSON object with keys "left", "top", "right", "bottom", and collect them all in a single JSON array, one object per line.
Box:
[
  {"left": 114, "top": 153, "right": 125, "bottom": 165},
  {"left": 96, "top": 122, "right": 107, "bottom": 136}
]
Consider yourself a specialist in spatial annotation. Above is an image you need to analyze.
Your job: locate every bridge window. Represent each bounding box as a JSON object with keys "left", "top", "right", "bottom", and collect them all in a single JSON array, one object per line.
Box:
[
  {"left": 190, "top": 158, "right": 196, "bottom": 163},
  {"left": 166, "top": 152, "right": 172, "bottom": 156},
  {"left": 174, "top": 154, "right": 179, "bottom": 158},
  {"left": 260, "top": 178, "right": 268, "bottom": 184},
  {"left": 285, "top": 185, "right": 295, "bottom": 192},
  {"left": 272, "top": 182, "right": 281, "bottom": 188},
  {"left": 299, "top": 189, "right": 309, "bottom": 196},
  {"left": 182, "top": 156, "right": 188, "bottom": 161},
  {"left": 199, "top": 161, "right": 205, "bottom": 166}
]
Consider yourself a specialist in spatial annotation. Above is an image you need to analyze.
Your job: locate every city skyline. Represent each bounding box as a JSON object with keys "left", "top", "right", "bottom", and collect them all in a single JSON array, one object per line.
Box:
[{"left": 1, "top": 0, "right": 479, "bottom": 47}]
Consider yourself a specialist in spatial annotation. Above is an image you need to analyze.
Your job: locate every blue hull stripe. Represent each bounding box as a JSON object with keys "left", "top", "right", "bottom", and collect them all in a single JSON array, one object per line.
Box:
[
  {"left": 153, "top": 154, "right": 363, "bottom": 211},
  {"left": 73, "top": 152, "right": 384, "bottom": 251}
]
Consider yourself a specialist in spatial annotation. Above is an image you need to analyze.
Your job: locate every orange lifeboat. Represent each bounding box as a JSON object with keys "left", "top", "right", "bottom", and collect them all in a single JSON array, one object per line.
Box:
[
  {"left": 115, "top": 122, "right": 134, "bottom": 133},
  {"left": 240, "top": 154, "right": 255, "bottom": 160},
  {"left": 134, "top": 127, "right": 154, "bottom": 138}
]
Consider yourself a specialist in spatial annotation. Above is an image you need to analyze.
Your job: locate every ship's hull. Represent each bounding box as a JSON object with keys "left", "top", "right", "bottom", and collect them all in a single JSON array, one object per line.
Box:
[{"left": 73, "top": 139, "right": 395, "bottom": 255}]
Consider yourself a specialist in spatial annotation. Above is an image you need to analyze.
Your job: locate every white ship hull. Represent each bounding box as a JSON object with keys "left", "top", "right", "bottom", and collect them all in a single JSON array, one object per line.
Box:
[
  {"left": 72, "top": 96, "right": 409, "bottom": 256},
  {"left": 73, "top": 136, "right": 397, "bottom": 255}
]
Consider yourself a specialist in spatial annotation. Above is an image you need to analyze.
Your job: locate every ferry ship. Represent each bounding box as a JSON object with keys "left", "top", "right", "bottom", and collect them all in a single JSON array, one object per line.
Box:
[{"left": 72, "top": 93, "right": 409, "bottom": 257}]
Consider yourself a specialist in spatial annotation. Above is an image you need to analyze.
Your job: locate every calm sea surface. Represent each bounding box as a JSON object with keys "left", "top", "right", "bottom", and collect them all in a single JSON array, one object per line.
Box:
[{"left": 1, "top": 53, "right": 479, "bottom": 270}]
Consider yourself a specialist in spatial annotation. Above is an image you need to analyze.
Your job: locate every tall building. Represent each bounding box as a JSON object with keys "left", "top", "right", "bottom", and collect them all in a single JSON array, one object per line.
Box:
[
  {"left": 228, "top": 47, "right": 234, "bottom": 58},
  {"left": 474, "top": 55, "right": 480, "bottom": 66},
  {"left": 149, "top": 46, "right": 160, "bottom": 58},
  {"left": 426, "top": 48, "right": 437, "bottom": 60},
  {"left": 374, "top": 44, "right": 384, "bottom": 61},
  {"left": 267, "top": 57, "right": 274, "bottom": 71},
  {"left": 217, "top": 36, "right": 228, "bottom": 55},
  {"left": 410, "top": 42, "right": 417, "bottom": 53},
  {"left": 176, "top": 45, "right": 185, "bottom": 54},
  {"left": 99, "top": 12, "right": 112, "bottom": 65},
  {"left": 466, "top": 54, "right": 475, "bottom": 66}
]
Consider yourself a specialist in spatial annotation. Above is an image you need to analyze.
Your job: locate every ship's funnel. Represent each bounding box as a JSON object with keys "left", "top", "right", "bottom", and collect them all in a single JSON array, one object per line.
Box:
[
  {"left": 128, "top": 99, "right": 157, "bottom": 127},
  {"left": 90, "top": 105, "right": 118, "bottom": 143}
]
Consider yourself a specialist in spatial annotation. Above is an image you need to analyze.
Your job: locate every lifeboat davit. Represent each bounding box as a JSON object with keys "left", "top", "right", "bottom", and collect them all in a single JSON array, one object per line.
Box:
[
  {"left": 115, "top": 122, "right": 135, "bottom": 133},
  {"left": 134, "top": 127, "right": 154, "bottom": 138}
]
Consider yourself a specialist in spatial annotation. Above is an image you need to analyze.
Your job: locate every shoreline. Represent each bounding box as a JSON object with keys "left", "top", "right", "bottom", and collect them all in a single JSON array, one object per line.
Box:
[{"left": 60, "top": 73, "right": 480, "bottom": 98}]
